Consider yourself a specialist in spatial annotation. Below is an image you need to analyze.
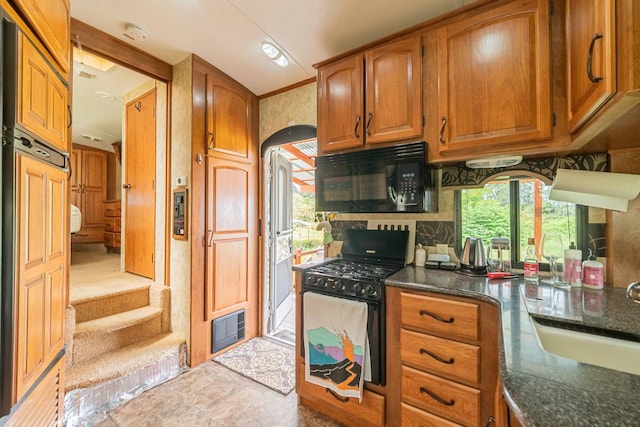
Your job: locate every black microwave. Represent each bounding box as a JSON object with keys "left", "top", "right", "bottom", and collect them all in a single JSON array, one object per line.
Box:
[{"left": 315, "top": 142, "right": 437, "bottom": 213}]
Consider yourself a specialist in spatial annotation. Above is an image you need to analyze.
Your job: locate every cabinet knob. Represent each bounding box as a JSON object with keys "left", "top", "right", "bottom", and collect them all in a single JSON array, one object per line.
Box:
[{"left": 122, "top": 184, "right": 132, "bottom": 190}]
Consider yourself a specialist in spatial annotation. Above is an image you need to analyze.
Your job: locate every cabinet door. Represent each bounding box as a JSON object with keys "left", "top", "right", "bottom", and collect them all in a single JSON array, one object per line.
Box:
[
  {"left": 15, "top": 154, "right": 67, "bottom": 403},
  {"left": 365, "top": 36, "right": 422, "bottom": 144},
  {"left": 317, "top": 55, "right": 364, "bottom": 153},
  {"left": 206, "top": 76, "right": 252, "bottom": 160},
  {"left": 13, "top": 0, "right": 71, "bottom": 74},
  {"left": 566, "top": 0, "right": 616, "bottom": 132},
  {"left": 437, "top": 0, "right": 551, "bottom": 153},
  {"left": 81, "top": 150, "right": 107, "bottom": 229},
  {"left": 18, "top": 33, "right": 68, "bottom": 152}
]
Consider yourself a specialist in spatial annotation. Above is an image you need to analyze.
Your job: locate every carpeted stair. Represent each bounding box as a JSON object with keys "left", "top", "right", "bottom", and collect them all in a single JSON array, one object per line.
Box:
[{"left": 65, "top": 282, "right": 187, "bottom": 426}]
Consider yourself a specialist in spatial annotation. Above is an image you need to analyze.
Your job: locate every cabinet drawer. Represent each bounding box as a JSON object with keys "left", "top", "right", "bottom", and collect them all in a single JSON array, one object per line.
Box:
[
  {"left": 402, "top": 366, "right": 480, "bottom": 427},
  {"left": 104, "top": 232, "right": 116, "bottom": 247},
  {"left": 298, "top": 376, "right": 384, "bottom": 426},
  {"left": 104, "top": 205, "right": 120, "bottom": 217},
  {"left": 402, "top": 402, "right": 463, "bottom": 427},
  {"left": 401, "top": 329, "right": 480, "bottom": 384},
  {"left": 401, "top": 293, "right": 479, "bottom": 341},
  {"left": 105, "top": 217, "right": 116, "bottom": 232}
]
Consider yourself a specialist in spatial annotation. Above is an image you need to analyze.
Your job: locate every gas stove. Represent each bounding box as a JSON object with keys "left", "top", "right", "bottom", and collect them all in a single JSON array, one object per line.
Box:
[
  {"left": 301, "top": 228, "right": 409, "bottom": 302},
  {"left": 303, "top": 260, "right": 403, "bottom": 301}
]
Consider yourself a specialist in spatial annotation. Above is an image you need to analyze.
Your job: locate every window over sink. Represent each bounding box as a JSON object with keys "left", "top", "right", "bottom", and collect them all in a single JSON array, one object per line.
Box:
[{"left": 454, "top": 174, "right": 588, "bottom": 270}]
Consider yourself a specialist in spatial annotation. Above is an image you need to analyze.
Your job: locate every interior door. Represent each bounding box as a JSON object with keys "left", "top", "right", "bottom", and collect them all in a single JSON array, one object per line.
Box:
[
  {"left": 124, "top": 89, "right": 156, "bottom": 279},
  {"left": 269, "top": 150, "right": 293, "bottom": 332}
]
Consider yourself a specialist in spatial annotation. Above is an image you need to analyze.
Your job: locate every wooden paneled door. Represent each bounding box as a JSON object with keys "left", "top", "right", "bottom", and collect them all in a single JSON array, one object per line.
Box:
[
  {"left": 205, "top": 158, "right": 252, "bottom": 319},
  {"left": 15, "top": 153, "right": 66, "bottom": 404},
  {"left": 124, "top": 89, "right": 156, "bottom": 279}
]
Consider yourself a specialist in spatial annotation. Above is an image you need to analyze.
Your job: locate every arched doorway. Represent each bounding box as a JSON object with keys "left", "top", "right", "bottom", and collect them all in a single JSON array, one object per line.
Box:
[{"left": 261, "top": 125, "right": 317, "bottom": 344}]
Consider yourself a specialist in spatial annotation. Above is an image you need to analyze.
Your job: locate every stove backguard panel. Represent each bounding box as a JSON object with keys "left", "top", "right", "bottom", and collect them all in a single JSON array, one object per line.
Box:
[{"left": 367, "top": 220, "right": 416, "bottom": 265}]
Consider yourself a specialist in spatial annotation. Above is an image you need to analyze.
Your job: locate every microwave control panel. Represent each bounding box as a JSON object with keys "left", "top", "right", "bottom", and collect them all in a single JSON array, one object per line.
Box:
[{"left": 397, "top": 163, "right": 420, "bottom": 206}]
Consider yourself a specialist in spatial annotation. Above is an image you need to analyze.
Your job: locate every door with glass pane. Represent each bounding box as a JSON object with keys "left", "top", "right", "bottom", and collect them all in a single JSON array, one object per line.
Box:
[{"left": 269, "top": 150, "right": 293, "bottom": 331}]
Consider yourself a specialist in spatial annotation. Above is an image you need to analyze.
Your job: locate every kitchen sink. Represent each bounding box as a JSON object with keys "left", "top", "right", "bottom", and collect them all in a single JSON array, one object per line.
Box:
[{"left": 530, "top": 316, "right": 640, "bottom": 375}]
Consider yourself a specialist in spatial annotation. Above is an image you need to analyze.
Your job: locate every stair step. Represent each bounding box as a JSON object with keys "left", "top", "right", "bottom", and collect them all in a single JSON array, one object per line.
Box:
[
  {"left": 66, "top": 333, "right": 186, "bottom": 392},
  {"left": 72, "top": 283, "right": 150, "bottom": 323},
  {"left": 73, "top": 306, "right": 163, "bottom": 364}
]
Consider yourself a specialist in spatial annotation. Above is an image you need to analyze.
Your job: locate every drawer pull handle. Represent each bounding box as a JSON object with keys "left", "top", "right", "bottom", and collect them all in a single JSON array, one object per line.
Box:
[
  {"left": 419, "top": 309, "right": 454, "bottom": 323},
  {"left": 326, "top": 388, "right": 350, "bottom": 403},
  {"left": 419, "top": 386, "right": 454, "bottom": 406},
  {"left": 419, "top": 348, "right": 454, "bottom": 364}
]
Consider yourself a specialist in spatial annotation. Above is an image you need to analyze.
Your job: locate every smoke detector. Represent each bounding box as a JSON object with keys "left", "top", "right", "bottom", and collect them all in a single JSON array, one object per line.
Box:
[{"left": 124, "top": 24, "right": 148, "bottom": 41}]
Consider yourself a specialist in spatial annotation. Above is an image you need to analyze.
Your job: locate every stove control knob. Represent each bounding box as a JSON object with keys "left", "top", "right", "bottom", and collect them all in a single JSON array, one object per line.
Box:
[
  {"left": 353, "top": 283, "right": 362, "bottom": 293},
  {"left": 335, "top": 281, "right": 346, "bottom": 292},
  {"left": 315, "top": 278, "right": 325, "bottom": 287},
  {"left": 365, "top": 285, "right": 377, "bottom": 296}
]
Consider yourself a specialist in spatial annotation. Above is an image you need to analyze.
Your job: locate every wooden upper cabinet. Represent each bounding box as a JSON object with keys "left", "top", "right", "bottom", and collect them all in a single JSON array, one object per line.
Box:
[
  {"left": 317, "top": 55, "right": 364, "bottom": 152},
  {"left": 365, "top": 37, "right": 422, "bottom": 144},
  {"left": 206, "top": 75, "right": 252, "bottom": 160},
  {"left": 13, "top": 0, "right": 71, "bottom": 74},
  {"left": 317, "top": 36, "right": 422, "bottom": 153},
  {"left": 566, "top": 0, "right": 616, "bottom": 132},
  {"left": 435, "top": 0, "right": 551, "bottom": 154},
  {"left": 18, "top": 32, "right": 68, "bottom": 152}
]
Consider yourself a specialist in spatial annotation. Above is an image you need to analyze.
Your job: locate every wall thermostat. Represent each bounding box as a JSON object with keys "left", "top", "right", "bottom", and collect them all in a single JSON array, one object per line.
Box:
[{"left": 176, "top": 176, "right": 188, "bottom": 187}]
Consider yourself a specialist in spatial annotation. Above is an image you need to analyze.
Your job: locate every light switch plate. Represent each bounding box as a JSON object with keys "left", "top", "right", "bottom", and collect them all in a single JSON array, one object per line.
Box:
[{"left": 176, "top": 176, "right": 188, "bottom": 187}]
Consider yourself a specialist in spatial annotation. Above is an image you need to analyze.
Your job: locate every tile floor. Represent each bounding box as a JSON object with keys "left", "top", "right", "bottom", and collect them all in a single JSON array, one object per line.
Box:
[{"left": 95, "top": 359, "right": 342, "bottom": 427}]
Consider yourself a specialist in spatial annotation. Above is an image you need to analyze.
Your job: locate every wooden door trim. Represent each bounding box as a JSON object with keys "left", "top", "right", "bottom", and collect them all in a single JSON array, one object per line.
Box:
[
  {"left": 70, "top": 19, "right": 172, "bottom": 81},
  {"left": 70, "top": 22, "right": 172, "bottom": 286}
]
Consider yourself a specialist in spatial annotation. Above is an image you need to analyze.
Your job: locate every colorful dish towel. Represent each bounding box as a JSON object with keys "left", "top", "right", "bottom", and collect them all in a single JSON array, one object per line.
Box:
[{"left": 303, "top": 292, "right": 370, "bottom": 402}]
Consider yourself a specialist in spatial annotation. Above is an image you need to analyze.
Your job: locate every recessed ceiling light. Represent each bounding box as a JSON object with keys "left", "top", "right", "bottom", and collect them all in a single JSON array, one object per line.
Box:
[
  {"left": 261, "top": 41, "right": 288, "bottom": 67},
  {"left": 274, "top": 55, "right": 289, "bottom": 67},
  {"left": 73, "top": 46, "right": 116, "bottom": 72},
  {"left": 95, "top": 90, "right": 117, "bottom": 101},
  {"left": 262, "top": 42, "right": 280, "bottom": 59}
]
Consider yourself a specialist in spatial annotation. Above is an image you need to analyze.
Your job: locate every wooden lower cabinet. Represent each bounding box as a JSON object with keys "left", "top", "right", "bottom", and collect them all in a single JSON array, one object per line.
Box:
[
  {"left": 402, "top": 402, "right": 464, "bottom": 427},
  {"left": 298, "top": 369, "right": 385, "bottom": 426},
  {"left": 387, "top": 287, "right": 500, "bottom": 427},
  {"left": 103, "top": 200, "right": 121, "bottom": 251},
  {"left": 5, "top": 356, "right": 65, "bottom": 427}
]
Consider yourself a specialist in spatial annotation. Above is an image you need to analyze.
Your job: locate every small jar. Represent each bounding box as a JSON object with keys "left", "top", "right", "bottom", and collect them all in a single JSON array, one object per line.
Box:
[{"left": 415, "top": 244, "right": 426, "bottom": 267}]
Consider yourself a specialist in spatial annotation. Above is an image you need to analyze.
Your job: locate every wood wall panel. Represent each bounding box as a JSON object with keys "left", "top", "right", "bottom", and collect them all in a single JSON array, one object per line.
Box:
[
  {"left": 212, "top": 239, "right": 248, "bottom": 311},
  {"left": 207, "top": 83, "right": 250, "bottom": 158},
  {"left": 213, "top": 166, "right": 248, "bottom": 233},
  {"left": 23, "top": 166, "right": 46, "bottom": 270},
  {"left": 607, "top": 148, "right": 640, "bottom": 287}
]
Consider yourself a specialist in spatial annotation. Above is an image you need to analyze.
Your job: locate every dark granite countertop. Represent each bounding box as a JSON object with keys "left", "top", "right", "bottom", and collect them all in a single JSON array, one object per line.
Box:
[{"left": 386, "top": 267, "right": 640, "bottom": 427}]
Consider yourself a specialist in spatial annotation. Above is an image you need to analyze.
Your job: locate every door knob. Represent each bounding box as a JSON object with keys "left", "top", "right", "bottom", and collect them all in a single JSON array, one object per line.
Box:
[{"left": 122, "top": 184, "right": 132, "bottom": 190}]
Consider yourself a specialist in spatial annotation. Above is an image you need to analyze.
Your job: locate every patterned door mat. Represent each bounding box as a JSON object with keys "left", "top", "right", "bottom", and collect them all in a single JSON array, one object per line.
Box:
[{"left": 213, "top": 337, "right": 295, "bottom": 395}]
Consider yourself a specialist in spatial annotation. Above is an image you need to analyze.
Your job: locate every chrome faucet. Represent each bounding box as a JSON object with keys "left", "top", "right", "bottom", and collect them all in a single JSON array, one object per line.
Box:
[{"left": 627, "top": 282, "right": 640, "bottom": 303}]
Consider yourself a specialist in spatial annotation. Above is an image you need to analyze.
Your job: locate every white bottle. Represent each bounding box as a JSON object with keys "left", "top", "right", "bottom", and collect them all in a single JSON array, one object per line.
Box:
[
  {"left": 415, "top": 244, "right": 426, "bottom": 267},
  {"left": 564, "top": 242, "right": 582, "bottom": 285},
  {"left": 582, "top": 248, "right": 604, "bottom": 289}
]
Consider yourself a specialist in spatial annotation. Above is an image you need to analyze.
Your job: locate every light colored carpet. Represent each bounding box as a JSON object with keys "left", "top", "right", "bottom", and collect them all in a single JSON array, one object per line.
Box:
[
  {"left": 70, "top": 243, "right": 151, "bottom": 303},
  {"left": 213, "top": 338, "right": 295, "bottom": 395}
]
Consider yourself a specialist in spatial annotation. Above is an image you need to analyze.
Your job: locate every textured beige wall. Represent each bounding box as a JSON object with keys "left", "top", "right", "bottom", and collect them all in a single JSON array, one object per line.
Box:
[
  {"left": 169, "top": 57, "right": 193, "bottom": 351},
  {"left": 259, "top": 82, "right": 317, "bottom": 143}
]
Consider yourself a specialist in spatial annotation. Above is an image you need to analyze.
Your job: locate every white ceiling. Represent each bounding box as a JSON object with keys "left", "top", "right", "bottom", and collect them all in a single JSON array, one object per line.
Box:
[{"left": 70, "top": 0, "right": 472, "bottom": 150}]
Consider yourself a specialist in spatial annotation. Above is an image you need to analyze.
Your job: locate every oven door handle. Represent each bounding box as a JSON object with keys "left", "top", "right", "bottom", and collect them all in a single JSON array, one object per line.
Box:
[{"left": 325, "top": 388, "right": 350, "bottom": 403}]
